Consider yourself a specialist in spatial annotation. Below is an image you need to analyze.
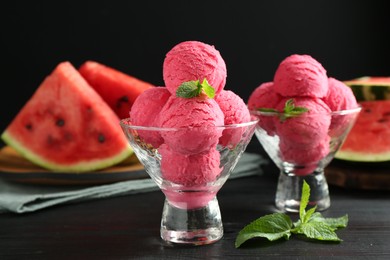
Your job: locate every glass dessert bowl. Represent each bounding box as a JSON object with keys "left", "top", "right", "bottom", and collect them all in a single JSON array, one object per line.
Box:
[
  {"left": 120, "top": 117, "right": 258, "bottom": 245},
  {"left": 251, "top": 107, "right": 361, "bottom": 212}
]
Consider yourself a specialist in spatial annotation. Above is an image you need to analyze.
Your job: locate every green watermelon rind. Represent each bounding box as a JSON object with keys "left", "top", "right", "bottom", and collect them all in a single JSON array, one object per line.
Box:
[
  {"left": 344, "top": 76, "right": 390, "bottom": 101},
  {"left": 335, "top": 150, "right": 390, "bottom": 162},
  {"left": 1, "top": 131, "right": 133, "bottom": 173},
  {"left": 344, "top": 76, "right": 390, "bottom": 86}
]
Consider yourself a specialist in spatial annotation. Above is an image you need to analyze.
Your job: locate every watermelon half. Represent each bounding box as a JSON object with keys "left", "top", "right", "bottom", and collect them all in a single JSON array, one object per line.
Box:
[
  {"left": 335, "top": 100, "right": 390, "bottom": 162},
  {"left": 1, "top": 62, "right": 133, "bottom": 172},
  {"left": 79, "top": 61, "right": 154, "bottom": 119}
]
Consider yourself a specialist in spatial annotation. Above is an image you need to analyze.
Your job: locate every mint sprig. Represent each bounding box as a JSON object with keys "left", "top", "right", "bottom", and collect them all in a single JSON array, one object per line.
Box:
[
  {"left": 257, "top": 98, "right": 309, "bottom": 122},
  {"left": 281, "top": 99, "right": 309, "bottom": 121},
  {"left": 176, "top": 79, "right": 215, "bottom": 99},
  {"left": 235, "top": 181, "right": 348, "bottom": 248},
  {"left": 284, "top": 99, "right": 309, "bottom": 115}
]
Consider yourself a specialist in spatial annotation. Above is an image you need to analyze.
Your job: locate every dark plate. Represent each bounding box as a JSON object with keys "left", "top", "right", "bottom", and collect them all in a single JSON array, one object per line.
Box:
[{"left": 0, "top": 146, "right": 148, "bottom": 185}]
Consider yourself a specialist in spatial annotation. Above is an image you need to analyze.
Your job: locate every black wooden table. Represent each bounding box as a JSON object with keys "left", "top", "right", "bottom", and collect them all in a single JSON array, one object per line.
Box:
[{"left": 1, "top": 165, "right": 389, "bottom": 259}]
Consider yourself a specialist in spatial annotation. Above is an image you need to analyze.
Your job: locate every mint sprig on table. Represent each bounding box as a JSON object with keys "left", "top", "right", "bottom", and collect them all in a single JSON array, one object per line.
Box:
[
  {"left": 235, "top": 181, "right": 348, "bottom": 248},
  {"left": 176, "top": 79, "right": 215, "bottom": 98},
  {"left": 257, "top": 98, "right": 309, "bottom": 121}
]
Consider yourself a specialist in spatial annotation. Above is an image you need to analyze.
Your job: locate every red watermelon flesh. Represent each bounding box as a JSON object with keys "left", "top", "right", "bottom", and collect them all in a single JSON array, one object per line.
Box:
[
  {"left": 79, "top": 61, "right": 154, "bottom": 119},
  {"left": 336, "top": 100, "right": 390, "bottom": 162},
  {"left": 1, "top": 61, "right": 132, "bottom": 172}
]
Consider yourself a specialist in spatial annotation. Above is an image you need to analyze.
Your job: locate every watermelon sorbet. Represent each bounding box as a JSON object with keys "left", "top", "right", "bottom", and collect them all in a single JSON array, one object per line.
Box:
[
  {"left": 159, "top": 144, "right": 221, "bottom": 186},
  {"left": 248, "top": 81, "right": 282, "bottom": 136},
  {"left": 158, "top": 95, "right": 224, "bottom": 155},
  {"left": 124, "top": 40, "right": 256, "bottom": 211},
  {"left": 159, "top": 144, "right": 222, "bottom": 209},
  {"left": 129, "top": 86, "right": 171, "bottom": 148},
  {"left": 275, "top": 97, "right": 331, "bottom": 147},
  {"left": 279, "top": 136, "right": 330, "bottom": 176},
  {"left": 273, "top": 54, "right": 328, "bottom": 98},
  {"left": 248, "top": 54, "right": 360, "bottom": 177},
  {"left": 163, "top": 41, "right": 227, "bottom": 95},
  {"left": 215, "top": 90, "right": 251, "bottom": 147}
]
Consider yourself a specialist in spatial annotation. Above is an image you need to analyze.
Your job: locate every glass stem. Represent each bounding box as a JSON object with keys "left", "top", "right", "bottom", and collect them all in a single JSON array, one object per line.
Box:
[
  {"left": 275, "top": 169, "right": 330, "bottom": 212},
  {"left": 160, "top": 197, "right": 223, "bottom": 245}
]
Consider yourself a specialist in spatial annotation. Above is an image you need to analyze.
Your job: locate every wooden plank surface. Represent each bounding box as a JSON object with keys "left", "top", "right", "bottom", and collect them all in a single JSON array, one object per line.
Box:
[{"left": 1, "top": 170, "right": 389, "bottom": 259}]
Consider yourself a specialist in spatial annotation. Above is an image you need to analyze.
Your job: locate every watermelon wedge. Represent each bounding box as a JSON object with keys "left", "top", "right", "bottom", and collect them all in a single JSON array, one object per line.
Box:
[
  {"left": 79, "top": 61, "right": 154, "bottom": 119},
  {"left": 335, "top": 100, "right": 390, "bottom": 162},
  {"left": 344, "top": 76, "right": 390, "bottom": 101},
  {"left": 1, "top": 62, "right": 133, "bottom": 172}
]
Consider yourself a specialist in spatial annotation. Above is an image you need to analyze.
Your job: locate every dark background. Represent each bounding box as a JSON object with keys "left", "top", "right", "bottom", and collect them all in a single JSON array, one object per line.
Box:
[{"left": 1, "top": 0, "right": 389, "bottom": 133}]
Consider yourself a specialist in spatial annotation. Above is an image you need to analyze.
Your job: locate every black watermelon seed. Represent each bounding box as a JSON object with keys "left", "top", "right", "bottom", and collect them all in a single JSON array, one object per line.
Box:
[
  {"left": 98, "top": 134, "right": 105, "bottom": 143},
  {"left": 56, "top": 119, "right": 65, "bottom": 127},
  {"left": 364, "top": 108, "right": 372, "bottom": 113},
  {"left": 116, "top": 96, "right": 129, "bottom": 108},
  {"left": 25, "top": 123, "right": 33, "bottom": 131},
  {"left": 378, "top": 118, "right": 388, "bottom": 123}
]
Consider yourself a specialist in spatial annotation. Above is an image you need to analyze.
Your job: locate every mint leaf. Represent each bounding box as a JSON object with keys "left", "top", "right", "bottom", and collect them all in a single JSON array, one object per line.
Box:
[
  {"left": 284, "top": 99, "right": 295, "bottom": 113},
  {"left": 176, "top": 80, "right": 202, "bottom": 98},
  {"left": 293, "top": 181, "right": 316, "bottom": 231},
  {"left": 176, "top": 79, "right": 216, "bottom": 99},
  {"left": 300, "top": 180, "right": 310, "bottom": 221},
  {"left": 200, "top": 78, "right": 215, "bottom": 98},
  {"left": 290, "top": 107, "right": 310, "bottom": 114},
  {"left": 303, "top": 206, "right": 317, "bottom": 224},
  {"left": 283, "top": 98, "right": 309, "bottom": 115},
  {"left": 257, "top": 107, "right": 278, "bottom": 113},
  {"left": 280, "top": 98, "right": 309, "bottom": 121},
  {"left": 295, "top": 182, "right": 326, "bottom": 226},
  {"left": 309, "top": 213, "right": 349, "bottom": 229},
  {"left": 235, "top": 213, "right": 293, "bottom": 248},
  {"left": 296, "top": 221, "right": 342, "bottom": 242}
]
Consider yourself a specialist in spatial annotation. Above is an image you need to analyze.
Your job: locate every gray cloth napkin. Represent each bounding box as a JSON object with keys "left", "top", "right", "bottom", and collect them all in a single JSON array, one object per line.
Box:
[{"left": 0, "top": 152, "right": 267, "bottom": 214}]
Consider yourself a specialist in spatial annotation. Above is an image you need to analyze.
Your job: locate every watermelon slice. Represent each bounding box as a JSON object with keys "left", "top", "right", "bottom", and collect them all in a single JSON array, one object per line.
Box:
[
  {"left": 335, "top": 100, "right": 390, "bottom": 162},
  {"left": 79, "top": 61, "right": 154, "bottom": 119},
  {"left": 1, "top": 62, "right": 133, "bottom": 172},
  {"left": 344, "top": 76, "right": 390, "bottom": 101}
]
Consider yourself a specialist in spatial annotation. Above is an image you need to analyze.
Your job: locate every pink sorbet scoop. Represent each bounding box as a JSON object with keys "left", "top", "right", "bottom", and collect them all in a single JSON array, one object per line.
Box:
[
  {"left": 279, "top": 135, "right": 330, "bottom": 176},
  {"left": 323, "top": 77, "right": 358, "bottom": 111},
  {"left": 275, "top": 97, "right": 331, "bottom": 147},
  {"left": 130, "top": 87, "right": 171, "bottom": 148},
  {"left": 248, "top": 82, "right": 283, "bottom": 136},
  {"left": 274, "top": 54, "right": 328, "bottom": 98},
  {"left": 158, "top": 95, "right": 224, "bottom": 154},
  {"left": 160, "top": 144, "right": 222, "bottom": 209},
  {"left": 215, "top": 90, "right": 251, "bottom": 147},
  {"left": 163, "top": 41, "right": 227, "bottom": 96}
]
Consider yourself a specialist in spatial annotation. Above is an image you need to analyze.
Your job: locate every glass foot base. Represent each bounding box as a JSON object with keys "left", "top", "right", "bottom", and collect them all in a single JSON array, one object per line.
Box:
[
  {"left": 160, "top": 197, "right": 223, "bottom": 245},
  {"left": 275, "top": 170, "right": 330, "bottom": 212}
]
